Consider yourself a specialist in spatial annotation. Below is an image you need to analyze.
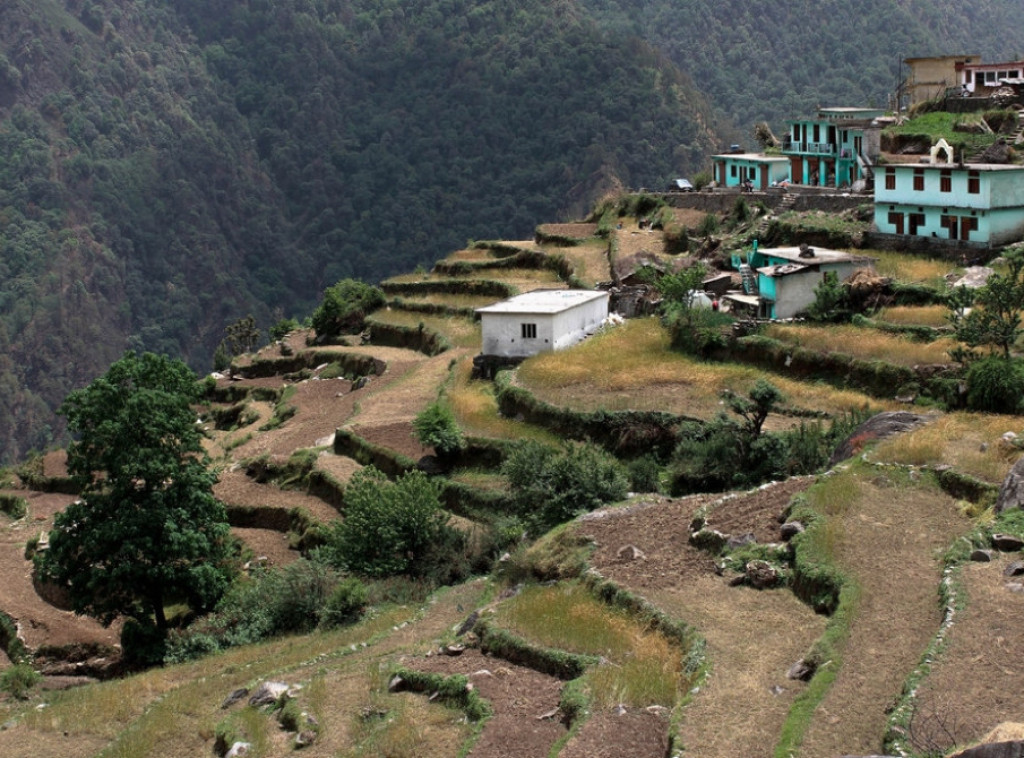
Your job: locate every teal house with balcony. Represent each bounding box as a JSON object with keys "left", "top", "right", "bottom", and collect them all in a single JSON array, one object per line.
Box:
[
  {"left": 729, "top": 243, "right": 876, "bottom": 319},
  {"left": 713, "top": 107, "right": 884, "bottom": 191},
  {"left": 873, "top": 161, "right": 1024, "bottom": 247},
  {"left": 783, "top": 107, "right": 884, "bottom": 188}
]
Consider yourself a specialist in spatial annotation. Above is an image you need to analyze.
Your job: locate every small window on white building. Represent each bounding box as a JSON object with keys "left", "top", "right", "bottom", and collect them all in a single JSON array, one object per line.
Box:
[{"left": 521, "top": 323, "right": 537, "bottom": 339}]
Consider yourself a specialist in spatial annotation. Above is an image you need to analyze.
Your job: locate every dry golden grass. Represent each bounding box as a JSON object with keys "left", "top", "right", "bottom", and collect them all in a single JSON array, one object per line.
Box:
[
  {"left": 498, "top": 583, "right": 682, "bottom": 707},
  {"left": 543, "top": 240, "right": 611, "bottom": 287},
  {"left": 390, "top": 292, "right": 500, "bottom": 310},
  {"left": 448, "top": 359, "right": 559, "bottom": 443},
  {"left": 868, "top": 248, "right": 959, "bottom": 286},
  {"left": 874, "top": 305, "right": 951, "bottom": 327},
  {"left": 763, "top": 323, "right": 958, "bottom": 366},
  {"left": 368, "top": 310, "right": 480, "bottom": 350},
  {"left": 517, "top": 318, "right": 891, "bottom": 419},
  {"left": 871, "top": 412, "right": 1023, "bottom": 483}
]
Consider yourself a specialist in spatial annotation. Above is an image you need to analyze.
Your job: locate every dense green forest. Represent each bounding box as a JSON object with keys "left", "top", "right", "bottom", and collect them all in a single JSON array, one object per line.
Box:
[
  {"left": 0, "top": 0, "right": 720, "bottom": 462},
  {"left": 581, "top": 0, "right": 1024, "bottom": 133}
]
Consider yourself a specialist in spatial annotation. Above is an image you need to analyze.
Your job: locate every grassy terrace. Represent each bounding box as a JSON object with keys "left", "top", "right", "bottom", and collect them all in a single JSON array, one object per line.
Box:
[
  {"left": 873, "top": 304, "right": 950, "bottom": 327},
  {"left": 516, "top": 318, "right": 893, "bottom": 422},
  {"left": 496, "top": 582, "right": 684, "bottom": 708},
  {"left": 368, "top": 309, "right": 480, "bottom": 350},
  {"left": 871, "top": 412, "right": 1022, "bottom": 484},
  {"left": 388, "top": 292, "right": 501, "bottom": 310},
  {"left": 761, "top": 323, "right": 958, "bottom": 366},
  {"left": 449, "top": 359, "right": 559, "bottom": 444},
  {"left": 868, "top": 248, "right": 959, "bottom": 288},
  {"left": 384, "top": 268, "right": 565, "bottom": 290},
  {"left": 539, "top": 240, "right": 611, "bottom": 287}
]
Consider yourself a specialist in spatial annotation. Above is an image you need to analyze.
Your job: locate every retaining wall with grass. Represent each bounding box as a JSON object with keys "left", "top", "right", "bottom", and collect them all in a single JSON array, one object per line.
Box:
[
  {"left": 233, "top": 350, "right": 385, "bottom": 380},
  {"left": 366, "top": 320, "right": 450, "bottom": 356},
  {"left": 495, "top": 372, "right": 696, "bottom": 456},
  {"left": 332, "top": 428, "right": 418, "bottom": 478},
  {"left": 386, "top": 298, "right": 479, "bottom": 320},
  {"left": 381, "top": 279, "right": 517, "bottom": 299},
  {"left": 432, "top": 250, "right": 575, "bottom": 282},
  {"left": 712, "top": 334, "right": 960, "bottom": 403}
]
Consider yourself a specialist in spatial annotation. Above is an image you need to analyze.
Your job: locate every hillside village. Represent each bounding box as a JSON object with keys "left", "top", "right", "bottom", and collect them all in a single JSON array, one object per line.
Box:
[{"left": 3, "top": 54, "right": 1024, "bottom": 758}]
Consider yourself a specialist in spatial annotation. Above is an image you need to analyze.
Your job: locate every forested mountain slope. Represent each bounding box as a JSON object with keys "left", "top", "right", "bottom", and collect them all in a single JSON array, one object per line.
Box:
[
  {"left": 582, "top": 0, "right": 1024, "bottom": 130},
  {"left": 0, "top": 0, "right": 721, "bottom": 462}
]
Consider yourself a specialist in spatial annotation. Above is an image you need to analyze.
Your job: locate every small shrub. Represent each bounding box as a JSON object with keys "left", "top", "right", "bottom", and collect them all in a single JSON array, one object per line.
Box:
[
  {"left": 269, "top": 317, "right": 300, "bottom": 341},
  {"left": 326, "top": 467, "right": 465, "bottom": 579},
  {"left": 966, "top": 356, "right": 1024, "bottom": 414},
  {"left": 412, "top": 401, "right": 465, "bottom": 459},
  {"left": 696, "top": 212, "right": 720, "bottom": 237},
  {"left": 321, "top": 577, "right": 369, "bottom": 628},
  {"left": 503, "top": 441, "right": 628, "bottom": 531},
  {"left": 311, "top": 279, "right": 385, "bottom": 339},
  {"left": 0, "top": 664, "right": 41, "bottom": 700},
  {"left": 0, "top": 494, "right": 27, "bottom": 519},
  {"left": 627, "top": 455, "right": 662, "bottom": 493}
]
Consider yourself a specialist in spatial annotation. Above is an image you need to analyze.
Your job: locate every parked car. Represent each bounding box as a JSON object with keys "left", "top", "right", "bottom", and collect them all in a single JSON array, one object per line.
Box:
[{"left": 669, "top": 178, "right": 695, "bottom": 192}]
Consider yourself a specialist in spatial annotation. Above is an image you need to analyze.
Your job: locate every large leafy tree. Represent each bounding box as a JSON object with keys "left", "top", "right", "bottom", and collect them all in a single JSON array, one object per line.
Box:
[{"left": 37, "top": 352, "right": 231, "bottom": 636}]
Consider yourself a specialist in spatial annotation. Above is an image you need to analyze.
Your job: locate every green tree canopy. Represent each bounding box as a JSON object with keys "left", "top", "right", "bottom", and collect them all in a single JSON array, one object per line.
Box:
[
  {"left": 36, "top": 352, "right": 232, "bottom": 638},
  {"left": 311, "top": 279, "right": 386, "bottom": 340}
]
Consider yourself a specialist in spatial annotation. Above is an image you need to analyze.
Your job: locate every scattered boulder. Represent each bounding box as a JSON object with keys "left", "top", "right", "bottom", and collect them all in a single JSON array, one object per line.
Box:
[
  {"left": 455, "top": 610, "right": 479, "bottom": 637},
  {"left": 225, "top": 743, "right": 251, "bottom": 758},
  {"left": 388, "top": 675, "right": 405, "bottom": 693},
  {"left": 991, "top": 533, "right": 1024, "bottom": 552},
  {"left": 971, "top": 549, "right": 996, "bottom": 562},
  {"left": 949, "top": 740, "right": 1024, "bottom": 758},
  {"left": 727, "top": 532, "right": 757, "bottom": 550},
  {"left": 745, "top": 560, "right": 781, "bottom": 589},
  {"left": 829, "top": 412, "right": 935, "bottom": 466},
  {"left": 780, "top": 521, "right": 805, "bottom": 540},
  {"left": 1003, "top": 561, "right": 1024, "bottom": 577},
  {"left": 442, "top": 644, "right": 466, "bottom": 656},
  {"left": 950, "top": 266, "right": 995, "bottom": 290},
  {"left": 221, "top": 687, "right": 249, "bottom": 709},
  {"left": 248, "top": 681, "right": 289, "bottom": 707},
  {"left": 617, "top": 544, "right": 646, "bottom": 562},
  {"left": 786, "top": 659, "right": 815, "bottom": 681},
  {"left": 295, "top": 730, "right": 318, "bottom": 749},
  {"left": 995, "top": 456, "right": 1024, "bottom": 514}
]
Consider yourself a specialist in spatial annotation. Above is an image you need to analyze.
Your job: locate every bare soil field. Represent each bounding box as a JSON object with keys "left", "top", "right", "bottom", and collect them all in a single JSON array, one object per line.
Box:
[
  {"left": 903, "top": 554, "right": 1024, "bottom": 755},
  {"left": 576, "top": 480, "right": 826, "bottom": 758}
]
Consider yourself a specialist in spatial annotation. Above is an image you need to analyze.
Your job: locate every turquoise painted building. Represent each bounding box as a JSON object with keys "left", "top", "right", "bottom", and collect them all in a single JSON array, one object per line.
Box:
[
  {"left": 711, "top": 153, "right": 790, "bottom": 190},
  {"left": 784, "top": 108, "right": 884, "bottom": 188},
  {"left": 712, "top": 107, "right": 884, "bottom": 191},
  {"left": 873, "top": 163, "right": 1024, "bottom": 247},
  {"left": 730, "top": 244, "right": 875, "bottom": 319}
]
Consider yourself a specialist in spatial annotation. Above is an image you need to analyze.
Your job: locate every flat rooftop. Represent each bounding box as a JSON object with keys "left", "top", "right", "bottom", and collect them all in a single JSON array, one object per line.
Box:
[
  {"left": 476, "top": 289, "right": 608, "bottom": 315},
  {"left": 712, "top": 153, "right": 790, "bottom": 162},
  {"left": 756, "top": 246, "right": 875, "bottom": 266}
]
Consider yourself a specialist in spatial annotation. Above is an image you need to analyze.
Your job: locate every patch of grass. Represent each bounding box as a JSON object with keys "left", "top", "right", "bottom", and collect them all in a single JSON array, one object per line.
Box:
[
  {"left": 368, "top": 310, "right": 481, "bottom": 350},
  {"left": 496, "top": 583, "right": 681, "bottom": 707},
  {"left": 872, "top": 413, "right": 1022, "bottom": 483},
  {"left": 874, "top": 305, "right": 951, "bottom": 327},
  {"left": 342, "top": 665, "right": 476, "bottom": 758},
  {"left": 868, "top": 248, "right": 957, "bottom": 288},
  {"left": 448, "top": 360, "right": 558, "bottom": 444},
  {"left": 805, "top": 469, "right": 861, "bottom": 518},
  {"left": 517, "top": 318, "right": 889, "bottom": 418},
  {"left": 762, "top": 323, "right": 957, "bottom": 367}
]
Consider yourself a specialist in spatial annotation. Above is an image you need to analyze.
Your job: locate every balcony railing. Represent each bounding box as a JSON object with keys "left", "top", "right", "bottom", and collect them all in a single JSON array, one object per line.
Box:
[{"left": 787, "top": 142, "right": 836, "bottom": 155}]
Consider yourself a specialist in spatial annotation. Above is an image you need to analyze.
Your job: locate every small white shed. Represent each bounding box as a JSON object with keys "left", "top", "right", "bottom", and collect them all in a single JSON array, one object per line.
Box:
[{"left": 476, "top": 290, "right": 610, "bottom": 358}]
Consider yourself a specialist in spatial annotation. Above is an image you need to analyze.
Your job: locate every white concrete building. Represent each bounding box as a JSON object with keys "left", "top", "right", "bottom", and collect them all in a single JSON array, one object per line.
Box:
[{"left": 476, "top": 290, "right": 610, "bottom": 358}]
